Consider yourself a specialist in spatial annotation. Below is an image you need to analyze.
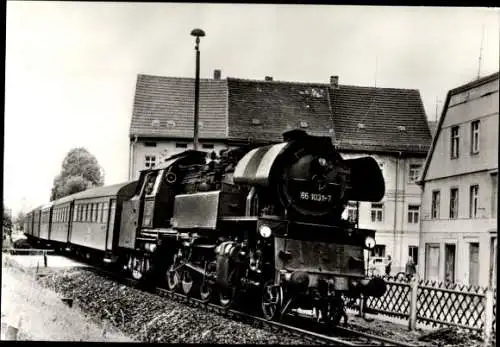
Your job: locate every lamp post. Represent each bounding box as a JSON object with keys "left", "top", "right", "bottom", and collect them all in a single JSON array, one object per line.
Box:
[{"left": 190, "top": 28, "right": 205, "bottom": 151}]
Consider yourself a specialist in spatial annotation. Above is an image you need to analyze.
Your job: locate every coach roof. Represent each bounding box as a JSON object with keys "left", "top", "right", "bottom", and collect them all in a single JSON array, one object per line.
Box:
[{"left": 53, "top": 182, "right": 136, "bottom": 205}]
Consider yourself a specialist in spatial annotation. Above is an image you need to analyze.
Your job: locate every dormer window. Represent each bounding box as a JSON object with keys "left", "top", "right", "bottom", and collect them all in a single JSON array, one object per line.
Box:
[
  {"left": 252, "top": 118, "right": 262, "bottom": 125},
  {"left": 299, "top": 121, "right": 309, "bottom": 128},
  {"left": 166, "top": 120, "right": 176, "bottom": 128},
  {"left": 398, "top": 125, "right": 406, "bottom": 132},
  {"left": 152, "top": 119, "right": 160, "bottom": 127},
  {"left": 357, "top": 123, "right": 365, "bottom": 129}
]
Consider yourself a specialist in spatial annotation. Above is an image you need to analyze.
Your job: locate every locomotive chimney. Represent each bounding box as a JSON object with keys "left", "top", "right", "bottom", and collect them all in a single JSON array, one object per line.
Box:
[
  {"left": 330, "top": 75, "right": 339, "bottom": 89},
  {"left": 265, "top": 76, "right": 273, "bottom": 81},
  {"left": 213, "top": 69, "right": 221, "bottom": 80}
]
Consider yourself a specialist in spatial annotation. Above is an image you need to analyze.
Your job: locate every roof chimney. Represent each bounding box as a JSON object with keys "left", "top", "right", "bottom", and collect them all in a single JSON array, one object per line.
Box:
[
  {"left": 330, "top": 75, "right": 339, "bottom": 89},
  {"left": 213, "top": 69, "right": 221, "bottom": 80},
  {"left": 265, "top": 76, "right": 273, "bottom": 81}
]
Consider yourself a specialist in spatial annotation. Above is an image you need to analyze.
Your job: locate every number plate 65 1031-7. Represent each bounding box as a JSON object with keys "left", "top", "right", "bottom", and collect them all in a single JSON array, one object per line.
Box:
[{"left": 299, "top": 192, "right": 332, "bottom": 202}]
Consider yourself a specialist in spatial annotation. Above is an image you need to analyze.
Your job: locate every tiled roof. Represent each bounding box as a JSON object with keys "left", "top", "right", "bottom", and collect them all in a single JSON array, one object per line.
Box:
[
  {"left": 130, "top": 74, "right": 431, "bottom": 154},
  {"left": 331, "top": 85, "right": 431, "bottom": 154},
  {"left": 130, "top": 74, "right": 227, "bottom": 139},
  {"left": 226, "top": 78, "right": 334, "bottom": 143}
]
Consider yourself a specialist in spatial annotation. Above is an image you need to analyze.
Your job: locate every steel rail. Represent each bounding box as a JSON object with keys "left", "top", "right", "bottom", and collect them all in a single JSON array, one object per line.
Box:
[{"left": 13, "top": 248, "right": 418, "bottom": 346}]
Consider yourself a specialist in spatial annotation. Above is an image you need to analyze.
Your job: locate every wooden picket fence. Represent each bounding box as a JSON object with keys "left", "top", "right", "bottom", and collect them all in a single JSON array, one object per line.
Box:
[{"left": 346, "top": 276, "right": 496, "bottom": 340}]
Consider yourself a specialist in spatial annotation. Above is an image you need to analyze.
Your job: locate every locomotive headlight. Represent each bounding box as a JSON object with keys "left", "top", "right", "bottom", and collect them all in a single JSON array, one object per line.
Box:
[
  {"left": 150, "top": 244, "right": 157, "bottom": 253},
  {"left": 365, "top": 236, "right": 376, "bottom": 250},
  {"left": 318, "top": 157, "right": 327, "bottom": 167},
  {"left": 259, "top": 225, "right": 272, "bottom": 238}
]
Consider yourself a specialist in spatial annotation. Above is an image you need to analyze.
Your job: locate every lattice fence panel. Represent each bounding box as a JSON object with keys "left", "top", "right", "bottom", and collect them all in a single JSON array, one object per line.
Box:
[
  {"left": 417, "top": 279, "right": 486, "bottom": 331},
  {"left": 364, "top": 280, "right": 411, "bottom": 319}
]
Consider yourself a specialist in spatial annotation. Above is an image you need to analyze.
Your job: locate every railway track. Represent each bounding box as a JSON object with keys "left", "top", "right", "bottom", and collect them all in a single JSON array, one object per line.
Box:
[
  {"left": 6, "top": 249, "right": 417, "bottom": 346},
  {"left": 79, "top": 263, "right": 417, "bottom": 346}
]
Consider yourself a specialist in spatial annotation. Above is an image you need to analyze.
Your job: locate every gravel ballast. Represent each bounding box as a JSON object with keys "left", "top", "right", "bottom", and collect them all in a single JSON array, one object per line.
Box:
[{"left": 37, "top": 269, "right": 313, "bottom": 344}]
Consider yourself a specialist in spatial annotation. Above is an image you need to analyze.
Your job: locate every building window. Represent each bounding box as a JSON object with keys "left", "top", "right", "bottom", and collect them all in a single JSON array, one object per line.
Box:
[
  {"left": 431, "top": 190, "right": 440, "bottom": 219},
  {"left": 408, "top": 246, "right": 418, "bottom": 265},
  {"left": 471, "top": 120, "right": 480, "bottom": 154},
  {"left": 449, "top": 188, "right": 459, "bottom": 219},
  {"left": 144, "top": 155, "right": 156, "bottom": 169},
  {"left": 176, "top": 143, "right": 188, "bottom": 148},
  {"left": 425, "top": 243, "right": 440, "bottom": 281},
  {"left": 469, "top": 242, "right": 479, "bottom": 285},
  {"left": 408, "top": 205, "right": 420, "bottom": 223},
  {"left": 371, "top": 244, "right": 386, "bottom": 257},
  {"left": 469, "top": 185, "right": 479, "bottom": 218},
  {"left": 451, "top": 126, "right": 460, "bottom": 159},
  {"left": 144, "top": 141, "right": 157, "bottom": 147},
  {"left": 346, "top": 202, "right": 358, "bottom": 223},
  {"left": 202, "top": 144, "right": 214, "bottom": 149},
  {"left": 370, "top": 203, "right": 384, "bottom": 222},
  {"left": 409, "top": 164, "right": 422, "bottom": 183},
  {"left": 444, "top": 244, "right": 456, "bottom": 282}
]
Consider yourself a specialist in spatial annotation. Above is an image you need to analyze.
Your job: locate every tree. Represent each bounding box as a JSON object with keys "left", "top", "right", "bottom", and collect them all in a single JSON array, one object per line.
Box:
[
  {"left": 50, "top": 147, "right": 105, "bottom": 201},
  {"left": 3, "top": 205, "right": 13, "bottom": 241},
  {"left": 14, "top": 210, "right": 26, "bottom": 231}
]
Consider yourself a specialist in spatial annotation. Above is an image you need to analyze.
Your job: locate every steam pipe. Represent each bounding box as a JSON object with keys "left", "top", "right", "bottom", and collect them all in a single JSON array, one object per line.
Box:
[{"left": 246, "top": 187, "right": 256, "bottom": 216}]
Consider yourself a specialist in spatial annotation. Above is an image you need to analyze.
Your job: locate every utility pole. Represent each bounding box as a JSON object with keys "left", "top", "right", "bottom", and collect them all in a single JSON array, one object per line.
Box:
[{"left": 477, "top": 24, "right": 485, "bottom": 80}]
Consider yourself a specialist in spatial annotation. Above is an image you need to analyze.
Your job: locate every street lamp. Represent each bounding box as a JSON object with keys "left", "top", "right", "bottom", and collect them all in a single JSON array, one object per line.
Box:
[{"left": 191, "top": 28, "right": 205, "bottom": 151}]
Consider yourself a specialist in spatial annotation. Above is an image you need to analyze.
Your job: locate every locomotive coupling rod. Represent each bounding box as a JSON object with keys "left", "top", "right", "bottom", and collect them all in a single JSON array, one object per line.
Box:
[{"left": 183, "top": 262, "right": 208, "bottom": 276}]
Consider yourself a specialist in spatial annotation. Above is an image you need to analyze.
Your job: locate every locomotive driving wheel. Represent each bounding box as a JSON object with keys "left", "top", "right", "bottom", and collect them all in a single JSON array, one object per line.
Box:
[
  {"left": 167, "top": 264, "right": 181, "bottom": 291},
  {"left": 218, "top": 268, "right": 238, "bottom": 308},
  {"left": 199, "top": 278, "right": 213, "bottom": 303},
  {"left": 261, "top": 283, "right": 283, "bottom": 321},
  {"left": 322, "top": 294, "right": 346, "bottom": 327},
  {"left": 181, "top": 269, "right": 195, "bottom": 296}
]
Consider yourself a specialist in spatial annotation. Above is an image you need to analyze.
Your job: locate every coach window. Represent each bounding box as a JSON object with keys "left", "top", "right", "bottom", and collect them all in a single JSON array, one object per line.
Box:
[
  {"left": 94, "top": 204, "right": 98, "bottom": 222},
  {"left": 96, "top": 203, "right": 101, "bottom": 223},
  {"left": 91, "top": 203, "right": 95, "bottom": 222},
  {"left": 86, "top": 204, "right": 90, "bottom": 221},
  {"left": 102, "top": 203, "right": 108, "bottom": 223}
]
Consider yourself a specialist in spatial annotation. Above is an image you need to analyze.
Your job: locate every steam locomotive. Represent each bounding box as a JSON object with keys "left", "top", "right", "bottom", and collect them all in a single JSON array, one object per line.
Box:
[{"left": 24, "top": 130, "right": 386, "bottom": 325}]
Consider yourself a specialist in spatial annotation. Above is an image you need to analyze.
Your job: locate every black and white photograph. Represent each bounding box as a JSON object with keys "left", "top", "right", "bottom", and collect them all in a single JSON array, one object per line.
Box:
[{"left": 2, "top": 2, "right": 499, "bottom": 345}]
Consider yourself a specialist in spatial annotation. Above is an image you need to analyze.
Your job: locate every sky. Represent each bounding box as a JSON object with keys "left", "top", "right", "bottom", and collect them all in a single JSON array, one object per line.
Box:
[{"left": 4, "top": 2, "right": 499, "bottom": 216}]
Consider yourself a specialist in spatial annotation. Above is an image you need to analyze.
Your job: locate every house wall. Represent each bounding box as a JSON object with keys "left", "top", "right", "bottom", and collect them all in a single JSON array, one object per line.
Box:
[
  {"left": 426, "top": 79, "right": 498, "bottom": 180},
  {"left": 419, "top": 75, "right": 499, "bottom": 287},
  {"left": 341, "top": 152, "right": 426, "bottom": 274},
  {"left": 129, "top": 139, "right": 228, "bottom": 180}
]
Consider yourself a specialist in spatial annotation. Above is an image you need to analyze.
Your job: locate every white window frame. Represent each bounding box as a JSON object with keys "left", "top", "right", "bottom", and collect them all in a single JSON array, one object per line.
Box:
[
  {"left": 471, "top": 120, "right": 480, "bottom": 154},
  {"left": 469, "top": 184, "right": 479, "bottom": 218},
  {"left": 431, "top": 190, "right": 440, "bottom": 219},
  {"left": 144, "top": 154, "right": 157, "bottom": 169},
  {"left": 408, "top": 204, "right": 420, "bottom": 224},
  {"left": 408, "top": 164, "right": 422, "bottom": 183},
  {"left": 346, "top": 202, "right": 358, "bottom": 223},
  {"left": 370, "top": 203, "right": 384, "bottom": 222},
  {"left": 449, "top": 188, "right": 459, "bottom": 219},
  {"left": 451, "top": 126, "right": 460, "bottom": 159}
]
